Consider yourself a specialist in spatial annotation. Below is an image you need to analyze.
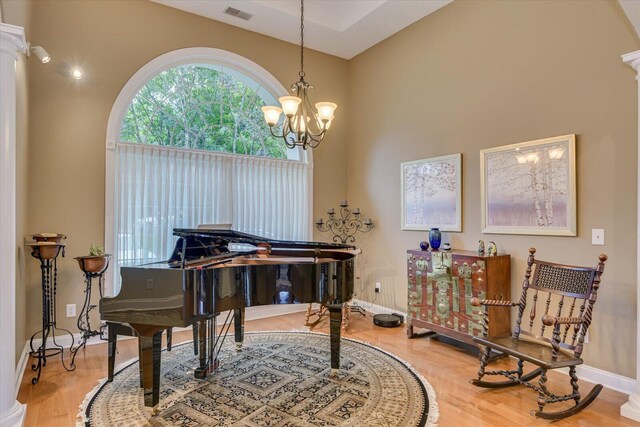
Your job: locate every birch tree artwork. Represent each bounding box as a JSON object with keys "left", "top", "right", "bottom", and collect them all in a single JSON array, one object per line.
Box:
[
  {"left": 481, "top": 135, "right": 576, "bottom": 236},
  {"left": 401, "top": 154, "right": 462, "bottom": 231}
]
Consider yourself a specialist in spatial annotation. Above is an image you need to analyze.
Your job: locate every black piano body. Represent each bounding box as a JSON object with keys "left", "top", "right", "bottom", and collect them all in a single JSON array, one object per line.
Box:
[{"left": 100, "top": 228, "right": 358, "bottom": 407}]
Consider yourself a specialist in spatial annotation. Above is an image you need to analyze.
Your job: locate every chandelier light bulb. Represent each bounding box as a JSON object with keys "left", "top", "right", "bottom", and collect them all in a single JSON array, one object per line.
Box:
[
  {"left": 292, "top": 115, "right": 310, "bottom": 133},
  {"left": 315, "top": 102, "right": 337, "bottom": 121},
  {"left": 71, "top": 68, "right": 83, "bottom": 79},
  {"left": 279, "top": 96, "right": 302, "bottom": 116},
  {"left": 261, "top": 106, "right": 282, "bottom": 126}
]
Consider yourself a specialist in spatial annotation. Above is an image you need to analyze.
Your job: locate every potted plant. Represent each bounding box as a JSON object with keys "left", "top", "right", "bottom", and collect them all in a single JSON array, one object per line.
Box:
[{"left": 75, "top": 244, "right": 111, "bottom": 274}]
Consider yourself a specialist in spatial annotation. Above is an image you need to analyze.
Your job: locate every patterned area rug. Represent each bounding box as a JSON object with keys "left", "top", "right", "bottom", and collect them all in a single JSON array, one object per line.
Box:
[{"left": 80, "top": 331, "right": 438, "bottom": 426}]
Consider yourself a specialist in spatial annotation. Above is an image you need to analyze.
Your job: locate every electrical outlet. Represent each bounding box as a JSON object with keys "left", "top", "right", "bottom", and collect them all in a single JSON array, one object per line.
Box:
[
  {"left": 375, "top": 282, "right": 381, "bottom": 293},
  {"left": 592, "top": 229, "right": 605, "bottom": 245},
  {"left": 66, "top": 304, "right": 76, "bottom": 318}
]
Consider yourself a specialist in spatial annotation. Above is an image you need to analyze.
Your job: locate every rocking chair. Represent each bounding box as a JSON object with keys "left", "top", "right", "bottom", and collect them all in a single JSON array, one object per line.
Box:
[{"left": 470, "top": 248, "right": 607, "bottom": 420}]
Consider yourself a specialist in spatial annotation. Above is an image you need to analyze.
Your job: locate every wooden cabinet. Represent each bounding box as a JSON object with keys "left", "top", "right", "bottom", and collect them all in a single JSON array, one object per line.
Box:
[{"left": 407, "top": 249, "right": 511, "bottom": 345}]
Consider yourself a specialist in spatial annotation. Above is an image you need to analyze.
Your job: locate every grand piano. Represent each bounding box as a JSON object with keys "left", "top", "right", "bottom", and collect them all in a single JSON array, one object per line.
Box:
[{"left": 100, "top": 228, "right": 358, "bottom": 408}]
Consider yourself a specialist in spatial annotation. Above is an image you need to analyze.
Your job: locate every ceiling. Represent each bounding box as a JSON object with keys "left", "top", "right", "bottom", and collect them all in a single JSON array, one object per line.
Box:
[{"left": 150, "top": 0, "right": 453, "bottom": 59}]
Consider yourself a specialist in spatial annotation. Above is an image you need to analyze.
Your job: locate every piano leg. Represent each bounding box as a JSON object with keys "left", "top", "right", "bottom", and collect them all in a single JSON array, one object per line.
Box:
[
  {"left": 234, "top": 308, "right": 245, "bottom": 350},
  {"left": 107, "top": 323, "right": 116, "bottom": 382},
  {"left": 327, "top": 304, "right": 343, "bottom": 375},
  {"left": 138, "top": 339, "right": 143, "bottom": 388},
  {"left": 192, "top": 323, "right": 198, "bottom": 355},
  {"left": 139, "top": 331, "right": 162, "bottom": 408},
  {"left": 195, "top": 319, "right": 208, "bottom": 379},
  {"left": 166, "top": 328, "right": 172, "bottom": 351}
]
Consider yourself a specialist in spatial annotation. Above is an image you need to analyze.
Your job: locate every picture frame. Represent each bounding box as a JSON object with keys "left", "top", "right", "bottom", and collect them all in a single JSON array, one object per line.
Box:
[
  {"left": 480, "top": 134, "right": 576, "bottom": 236},
  {"left": 401, "top": 153, "right": 462, "bottom": 232}
]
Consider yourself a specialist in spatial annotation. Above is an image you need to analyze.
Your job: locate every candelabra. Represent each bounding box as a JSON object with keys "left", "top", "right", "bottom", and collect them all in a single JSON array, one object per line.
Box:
[
  {"left": 315, "top": 201, "right": 373, "bottom": 244},
  {"left": 311, "top": 201, "right": 374, "bottom": 325}
]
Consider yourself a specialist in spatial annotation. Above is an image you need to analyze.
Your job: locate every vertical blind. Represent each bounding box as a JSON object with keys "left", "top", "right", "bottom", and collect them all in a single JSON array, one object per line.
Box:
[{"left": 112, "top": 142, "right": 311, "bottom": 293}]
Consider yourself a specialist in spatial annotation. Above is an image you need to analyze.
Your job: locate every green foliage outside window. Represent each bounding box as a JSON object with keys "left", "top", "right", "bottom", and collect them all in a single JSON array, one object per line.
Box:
[{"left": 120, "top": 65, "right": 286, "bottom": 158}]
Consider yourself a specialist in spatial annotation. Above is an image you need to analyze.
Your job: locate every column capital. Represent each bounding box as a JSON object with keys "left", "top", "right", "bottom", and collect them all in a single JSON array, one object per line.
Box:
[
  {"left": 623, "top": 50, "right": 640, "bottom": 74},
  {"left": 0, "top": 23, "right": 26, "bottom": 59}
]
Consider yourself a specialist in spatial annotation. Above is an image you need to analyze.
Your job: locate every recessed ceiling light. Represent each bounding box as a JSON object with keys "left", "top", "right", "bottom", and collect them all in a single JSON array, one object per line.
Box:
[{"left": 71, "top": 68, "right": 83, "bottom": 79}]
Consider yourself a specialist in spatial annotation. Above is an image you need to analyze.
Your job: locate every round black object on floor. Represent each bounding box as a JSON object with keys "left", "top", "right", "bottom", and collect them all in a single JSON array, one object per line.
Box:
[{"left": 373, "top": 313, "right": 403, "bottom": 328}]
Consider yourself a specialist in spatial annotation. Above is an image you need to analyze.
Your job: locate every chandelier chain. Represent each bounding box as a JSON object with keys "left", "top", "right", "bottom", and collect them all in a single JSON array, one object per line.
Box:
[{"left": 299, "top": 0, "right": 305, "bottom": 79}]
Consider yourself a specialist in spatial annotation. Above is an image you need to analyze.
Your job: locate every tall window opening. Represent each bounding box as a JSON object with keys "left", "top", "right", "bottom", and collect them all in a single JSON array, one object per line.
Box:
[{"left": 107, "top": 49, "right": 312, "bottom": 294}]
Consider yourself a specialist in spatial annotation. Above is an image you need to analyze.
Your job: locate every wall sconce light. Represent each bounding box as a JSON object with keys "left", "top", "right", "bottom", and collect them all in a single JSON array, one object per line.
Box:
[{"left": 28, "top": 44, "right": 51, "bottom": 64}]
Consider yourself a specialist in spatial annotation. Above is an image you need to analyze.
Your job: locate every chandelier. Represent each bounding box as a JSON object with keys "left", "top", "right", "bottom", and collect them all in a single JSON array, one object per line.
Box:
[{"left": 261, "top": 0, "right": 337, "bottom": 150}]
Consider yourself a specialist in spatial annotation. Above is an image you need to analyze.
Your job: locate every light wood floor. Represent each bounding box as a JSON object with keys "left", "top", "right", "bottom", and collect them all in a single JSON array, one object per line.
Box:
[{"left": 17, "top": 311, "right": 638, "bottom": 426}]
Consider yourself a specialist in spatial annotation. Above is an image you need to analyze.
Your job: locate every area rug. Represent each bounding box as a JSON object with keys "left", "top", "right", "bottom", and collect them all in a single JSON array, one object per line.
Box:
[{"left": 79, "top": 331, "right": 438, "bottom": 426}]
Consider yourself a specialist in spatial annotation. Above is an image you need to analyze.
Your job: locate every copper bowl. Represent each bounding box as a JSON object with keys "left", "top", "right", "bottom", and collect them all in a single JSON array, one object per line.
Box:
[
  {"left": 32, "top": 233, "right": 66, "bottom": 244},
  {"left": 27, "top": 242, "right": 65, "bottom": 260},
  {"left": 75, "top": 255, "right": 111, "bottom": 274}
]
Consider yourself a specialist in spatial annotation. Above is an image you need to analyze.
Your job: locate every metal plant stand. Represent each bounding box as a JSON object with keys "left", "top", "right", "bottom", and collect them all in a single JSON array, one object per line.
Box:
[
  {"left": 312, "top": 201, "right": 374, "bottom": 327},
  {"left": 28, "top": 242, "right": 76, "bottom": 384},
  {"left": 70, "top": 255, "right": 111, "bottom": 367}
]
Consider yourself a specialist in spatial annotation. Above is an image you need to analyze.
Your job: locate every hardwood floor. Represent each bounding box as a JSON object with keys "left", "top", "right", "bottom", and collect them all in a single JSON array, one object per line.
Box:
[{"left": 17, "top": 311, "right": 638, "bottom": 426}]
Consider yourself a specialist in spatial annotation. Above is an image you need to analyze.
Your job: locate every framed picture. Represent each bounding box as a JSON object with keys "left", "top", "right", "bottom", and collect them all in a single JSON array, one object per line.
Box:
[
  {"left": 480, "top": 134, "right": 576, "bottom": 236},
  {"left": 401, "top": 153, "right": 462, "bottom": 232}
]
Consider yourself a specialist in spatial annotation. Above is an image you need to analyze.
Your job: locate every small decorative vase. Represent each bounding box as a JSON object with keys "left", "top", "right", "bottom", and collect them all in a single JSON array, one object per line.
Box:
[
  {"left": 442, "top": 243, "right": 451, "bottom": 251},
  {"left": 419, "top": 241, "right": 429, "bottom": 251},
  {"left": 429, "top": 228, "right": 441, "bottom": 251}
]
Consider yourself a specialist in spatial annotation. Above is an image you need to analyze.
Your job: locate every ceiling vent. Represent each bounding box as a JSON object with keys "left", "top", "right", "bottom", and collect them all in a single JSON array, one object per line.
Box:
[{"left": 224, "top": 6, "right": 253, "bottom": 21}]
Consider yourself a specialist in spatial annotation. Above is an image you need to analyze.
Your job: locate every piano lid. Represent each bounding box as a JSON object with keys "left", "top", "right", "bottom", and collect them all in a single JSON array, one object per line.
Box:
[{"left": 172, "top": 228, "right": 356, "bottom": 251}]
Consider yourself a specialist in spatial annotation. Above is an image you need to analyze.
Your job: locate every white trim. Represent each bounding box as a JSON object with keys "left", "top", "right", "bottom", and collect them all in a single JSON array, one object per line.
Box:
[
  {"left": 352, "top": 298, "right": 408, "bottom": 319},
  {"left": 556, "top": 365, "right": 635, "bottom": 396},
  {"left": 104, "top": 47, "right": 314, "bottom": 296},
  {"left": 621, "top": 49, "right": 640, "bottom": 421},
  {"left": 14, "top": 342, "right": 29, "bottom": 399}
]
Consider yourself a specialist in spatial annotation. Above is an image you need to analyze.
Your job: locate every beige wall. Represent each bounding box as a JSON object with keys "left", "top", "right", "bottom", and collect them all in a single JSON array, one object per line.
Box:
[
  {"left": 26, "top": 0, "right": 347, "bottom": 337},
  {"left": 3, "top": 0, "right": 32, "bottom": 367},
  {"left": 347, "top": 0, "right": 639, "bottom": 377}
]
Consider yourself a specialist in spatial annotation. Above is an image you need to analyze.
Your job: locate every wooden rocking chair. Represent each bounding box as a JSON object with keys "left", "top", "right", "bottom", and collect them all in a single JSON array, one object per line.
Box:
[{"left": 470, "top": 248, "right": 607, "bottom": 420}]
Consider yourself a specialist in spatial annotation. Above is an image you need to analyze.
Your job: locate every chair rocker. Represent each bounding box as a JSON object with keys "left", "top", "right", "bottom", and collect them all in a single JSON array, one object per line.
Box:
[{"left": 470, "top": 248, "right": 607, "bottom": 420}]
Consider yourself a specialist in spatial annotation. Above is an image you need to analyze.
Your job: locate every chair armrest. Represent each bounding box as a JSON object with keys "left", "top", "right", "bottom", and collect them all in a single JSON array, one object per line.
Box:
[
  {"left": 469, "top": 297, "right": 520, "bottom": 308},
  {"left": 541, "top": 315, "right": 582, "bottom": 327}
]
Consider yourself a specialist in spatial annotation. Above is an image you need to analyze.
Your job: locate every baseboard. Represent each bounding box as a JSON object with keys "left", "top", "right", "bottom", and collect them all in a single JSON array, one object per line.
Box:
[
  {"left": 172, "top": 304, "right": 310, "bottom": 333},
  {"left": 558, "top": 365, "right": 636, "bottom": 395},
  {"left": 15, "top": 341, "right": 29, "bottom": 398},
  {"left": 352, "top": 298, "right": 408, "bottom": 319},
  {"left": 352, "top": 299, "right": 636, "bottom": 396}
]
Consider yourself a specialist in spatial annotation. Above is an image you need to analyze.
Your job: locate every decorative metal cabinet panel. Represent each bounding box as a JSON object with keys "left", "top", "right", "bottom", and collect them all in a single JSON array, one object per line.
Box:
[{"left": 407, "top": 249, "right": 511, "bottom": 344}]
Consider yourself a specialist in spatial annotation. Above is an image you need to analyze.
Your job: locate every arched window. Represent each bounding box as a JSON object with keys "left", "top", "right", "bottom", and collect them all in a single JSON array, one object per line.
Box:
[
  {"left": 120, "top": 64, "right": 289, "bottom": 158},
  {"left": 105, "top": 48, "right": 312, "bottom": 294}
]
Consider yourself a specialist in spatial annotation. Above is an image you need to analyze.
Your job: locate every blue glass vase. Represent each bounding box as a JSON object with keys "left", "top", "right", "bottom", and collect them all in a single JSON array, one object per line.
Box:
[{"left": 429, "top": 228, "right": 441, "bottom": 251}]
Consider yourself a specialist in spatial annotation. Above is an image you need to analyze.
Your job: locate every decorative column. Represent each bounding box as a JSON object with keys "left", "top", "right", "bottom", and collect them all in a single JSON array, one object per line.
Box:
[
  {"left": 0, "top": 23, "right": 27, "bottom": 427},
  {"left": 621, "top": 50, "right": 640, "bottom": 422}
]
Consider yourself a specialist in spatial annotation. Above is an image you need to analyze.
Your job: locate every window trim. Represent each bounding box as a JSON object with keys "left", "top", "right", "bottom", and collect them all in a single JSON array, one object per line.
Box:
[{"left": 104, "top": 47, "right": 314, "bottom": 295}]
